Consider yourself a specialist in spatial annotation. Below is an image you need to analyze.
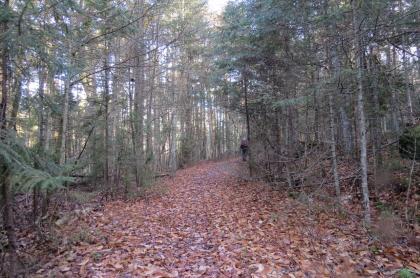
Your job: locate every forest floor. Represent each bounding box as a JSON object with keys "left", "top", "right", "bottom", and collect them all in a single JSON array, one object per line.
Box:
[{"left": 30, "top": 159, "right": 418, "bottom": 277}]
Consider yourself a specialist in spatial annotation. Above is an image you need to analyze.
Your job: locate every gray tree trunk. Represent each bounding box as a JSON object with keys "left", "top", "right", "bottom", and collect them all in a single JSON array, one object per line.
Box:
[
  {"left": 352, "top": 0, "right": 371, "bottom": 225},
  {"left": 59, "top": 72, "right": 70, "bottom": 166},
  {"left": 134, "top": 0, "right": 145, "bottom": 186}
]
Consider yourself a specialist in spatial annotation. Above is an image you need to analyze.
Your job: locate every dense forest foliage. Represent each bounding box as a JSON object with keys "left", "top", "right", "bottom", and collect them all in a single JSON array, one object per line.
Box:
[
  {"left": 217, "top": 0, "right": 419, "bottom": 223},
  {"left": 0, "top": 0, "right": 419, "bottom": 276}
]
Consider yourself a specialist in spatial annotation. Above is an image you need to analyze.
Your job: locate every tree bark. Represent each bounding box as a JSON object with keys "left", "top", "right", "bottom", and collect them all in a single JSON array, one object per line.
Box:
[
  {"left": 38, "top": 69, "right": 47, "bottom": 150},
  {"left": 243, "top": 74, "right": 252, "bottom": 176},
  {"left": 169, "top": 56, "right": 178, "bottom": 173},
  {"left": 146, "top": 19, "right": 160, "bottom": 166},
  {"left": 59, "top": 72, "right": 70, "bottom": 165},
  {"left": 352, "top": 0, "right": 371, "bottom": 225},
  {"left": 134, "top": 0, "right": 145, "bottom": 186},
  {"left": 329, "top": 91, "right": 341, "bottom": 198},
  {"left": 103, "top": 48, "right": 110, "bottom": 191},
  {"left": 1, "top": 1, "right": 18, "bottom": 275},
  {"left": 110, "top": 40, "right": 121, "bottom": 188},
  {"left": 386, "top": 47, "right": 400, "bottom": 135},
  {"left": 8, "top": 76, "right": 22, "bottom": 131},
  {"left": 403, "top": 48, "right": 415, "bottom": 125}
]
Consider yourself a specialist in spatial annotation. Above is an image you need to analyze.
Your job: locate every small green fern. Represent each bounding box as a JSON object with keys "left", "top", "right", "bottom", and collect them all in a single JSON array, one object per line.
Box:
[{"left": 0, "top": 131, "right": 74, "bottom": 194}]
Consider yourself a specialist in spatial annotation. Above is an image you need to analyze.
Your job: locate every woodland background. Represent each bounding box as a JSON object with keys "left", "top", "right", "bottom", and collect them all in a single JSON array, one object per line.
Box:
[{"left": 0, "top": 0, "right": 419, "bottom": 276}]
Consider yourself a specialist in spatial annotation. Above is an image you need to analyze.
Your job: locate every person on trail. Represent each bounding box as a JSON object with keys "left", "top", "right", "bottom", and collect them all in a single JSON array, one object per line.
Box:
[{"left": 240, "top": 138, "right": 249, "bottom": 161}]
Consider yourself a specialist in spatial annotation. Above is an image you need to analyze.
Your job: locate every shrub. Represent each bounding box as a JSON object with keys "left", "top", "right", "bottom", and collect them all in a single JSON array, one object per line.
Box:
[{"left": 399, "top": 125, "right": 420, "bottom": 161}]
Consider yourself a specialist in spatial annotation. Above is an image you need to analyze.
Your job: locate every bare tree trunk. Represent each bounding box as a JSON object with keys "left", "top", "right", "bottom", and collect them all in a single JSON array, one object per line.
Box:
[
  {"left": 403, "top": 49, "right": 415, "bottom": 125},
  {"left": 206, "top": 90, "right": 213, "bottom": 159},
  {"left": 368, "top": 46, "right": 383, "bottom": 178},
  {"left": 352, "top": 0, "right": 371, "bottom": 225},
  {"left": 169, "top": 108, "right": 177, "bottom": 173},
  {"left": 146, "top": 19, "right": 160, "bottom": 166},
  {"left": 153, "top": 103, "right": 161, "bottom": 171},
  {"left": 58, "top": 41, "right": 74, "bottom": 166},
  {"left": 340, "top": 103, "right": 353, "bottom": 156},
  {"left": 110, "top": 42, "right": 121, "bottom": 188},
  {"left": 38, "top": 69, "right": 47, "bottom": 150},
  {"left": 201, "top": 90, "right": 208, "bottom": 159},
  {"left": 134, "top": 0, "right": 145, "bottom": 186},
  {"left": 1, "top": 1, "right": 18, "bottom": 275},
  {"left": 128, "top": 68, "right": 139, "bottom": 185},
  {"left": 0, "top": 3, "right": 8, "bottom": 132},
  {"left": 329, "top": 89, "right": 340, "bottom": 198},
  {"left": 9, "top": 76, "right": 22, "bottom": 131},
  {"left": 169, "top": 61, "right": 177, "bottom": 173},
  {"left": 103, "top": 49, "right": 110, "bottom": 192},
  {"left": 59, "top": 73, "right": 70, "bottom": 166},
  {"left": 386, "top": 47, "right": 400, "bottom": 135},
  {"left": 243, "top": 74, "right": 253, "bottom": 176},
  {"left": 323, "top": 1, "right": 341, "bottom": 199},
  {"left": 405, "top": 139, "right": 416, "bottom": 222},
  {"left": 312, "top": 71, "right": 320, "bottom": 143},
  {"left": 33, "top": 68, "right": 48, "bottom": 222}
]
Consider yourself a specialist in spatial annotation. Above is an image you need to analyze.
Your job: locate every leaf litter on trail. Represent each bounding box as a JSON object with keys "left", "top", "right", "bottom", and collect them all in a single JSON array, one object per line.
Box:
[{"left": 30, "top": 159, "right": 418, "bottom": 277}]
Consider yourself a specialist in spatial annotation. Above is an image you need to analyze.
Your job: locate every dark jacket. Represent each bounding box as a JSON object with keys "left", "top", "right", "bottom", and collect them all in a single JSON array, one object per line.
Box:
[{"left": 240, "top": 139, "right": 248, "bottom": 149}]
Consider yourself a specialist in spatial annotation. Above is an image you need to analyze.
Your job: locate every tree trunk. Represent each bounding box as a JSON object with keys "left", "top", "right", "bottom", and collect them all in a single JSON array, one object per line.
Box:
[
  {"left": 403, "top": 49, "right": 415, "bottom": 125},
  {"left": 352, "top": 0, "right": 371, "bottom": 225},
  {"left": 1, "top": 1, "right": 18, "bottom": 275},
  {"left": 9, "top": 76, "right": 22, "bottom": 131},
  {"left": 169, "top": 61, "right": 177, "bottom": 173},
  {"left": 0, "top": 3, "right": 8, "bottom": 132},
  {"left": 329, "top": 91, "right": 341, "bottom": 198},
  {"left": 59, "top": 73, "right": 70, "bottom": 166},
  {"left": 243, "top": 74, "right": 252, "bottom": 176},
  {"left": 386, "top": 46, "right": 400, "bottom": 135},
  {"left": 111, "top": 41, "right": 121, "bottom": 188},
  {"left": 33, "top": 68, "right": 45, "bottom": 222},
  {"left": 369, "top": 46, "right": 383, "bottom": 178},
  {"left": 103, "top": 49, "right": 110, "bottom": 191},
  {"left": 134, "top": 0, "right": 145, "bottom": 186},
  {"left": 38, "top": 69, "right": 47, "bottom": 150},
  {"left": 146, "top": 19, "right": 160, "bottom": 167}
]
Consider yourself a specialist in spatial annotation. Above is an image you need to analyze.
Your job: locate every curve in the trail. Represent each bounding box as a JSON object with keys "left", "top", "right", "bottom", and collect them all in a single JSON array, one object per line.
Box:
[{"left": 38, "top": 159, "right": 418, "bottom": 277}]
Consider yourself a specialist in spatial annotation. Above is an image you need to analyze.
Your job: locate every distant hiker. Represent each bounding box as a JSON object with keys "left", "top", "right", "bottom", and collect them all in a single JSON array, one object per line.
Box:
[{"left": 240, "top": 138, "right": 249, "bottom": 161}]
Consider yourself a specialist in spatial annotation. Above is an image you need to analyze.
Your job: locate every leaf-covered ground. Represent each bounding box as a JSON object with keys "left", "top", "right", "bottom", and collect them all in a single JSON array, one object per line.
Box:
[{"left": 34, "top": 159, "right": 418, "bottom": 277}]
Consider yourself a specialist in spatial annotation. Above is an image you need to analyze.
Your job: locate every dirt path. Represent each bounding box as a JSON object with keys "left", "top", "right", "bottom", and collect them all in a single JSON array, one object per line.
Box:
[{"left": 36, "top": 159, "right": 418, "bottom": 277}]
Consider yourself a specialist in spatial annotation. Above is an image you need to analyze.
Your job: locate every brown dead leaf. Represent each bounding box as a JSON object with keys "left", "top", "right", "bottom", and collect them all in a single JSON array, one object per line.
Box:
[
  {"left": 25, "top": 160, "right": 419, "bottom": 277},
  {"left": 409, "top": 261, "right": 420, "bottom": 271},
  {"left": 79, "top": 258, "right": 89, "bottom": 266},
  {"left": 59, "top": 265, "right": 71, "bottom": 272}
]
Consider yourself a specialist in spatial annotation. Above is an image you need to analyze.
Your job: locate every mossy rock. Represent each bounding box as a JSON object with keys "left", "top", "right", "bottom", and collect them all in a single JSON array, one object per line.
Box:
[{"left": 399, "top": 125, "right": 420, "bottom": 161}]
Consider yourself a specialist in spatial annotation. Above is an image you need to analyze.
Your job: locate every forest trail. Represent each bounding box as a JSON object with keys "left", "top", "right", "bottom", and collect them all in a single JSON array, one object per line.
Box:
[{"left": 37, "top": 159, "right": 417, "bottom": 277}]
